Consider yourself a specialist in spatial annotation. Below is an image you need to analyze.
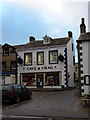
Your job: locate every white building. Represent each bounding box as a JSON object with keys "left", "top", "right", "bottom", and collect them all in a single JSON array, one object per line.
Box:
[
  {"left": 16, "top": 31, "right": 75, "bottom": 89},
  {"left": 77, "top": 18, "right": 90, "bottom": 96}
]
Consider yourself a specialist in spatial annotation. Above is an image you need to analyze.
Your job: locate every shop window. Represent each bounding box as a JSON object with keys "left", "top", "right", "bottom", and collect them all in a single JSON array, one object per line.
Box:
[
  {"left": 49, "top": 50, "right": 58, "bottom": 64},
  {"left": 22, "top": 73, "right": 36, "bottom": 86},
  {"left": 11, "top": 61, "right": 16, "bottom": 70},
  {"left": 37, "top": 52, "right": 44, "bottom": 65},
  {"left": 3, "top": 48, "right": 9, "bottom": 56},
  {"left": 24, "top": 53, "right": 32, "bottom": 65},
  {"left": 2, "top": 62, "right": 6, "bottom": 71},
  {"left": 45, "top": 72, "right": 59, "bottom": 86}
]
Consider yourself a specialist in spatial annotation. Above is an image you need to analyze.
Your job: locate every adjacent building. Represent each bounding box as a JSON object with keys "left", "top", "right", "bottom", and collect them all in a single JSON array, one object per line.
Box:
[
  {"left": 1, "top": 43, "right": 17, "bottom": 84},
  {"left": 77, "top": 18, "right": 90, "bottom": 96},
  {"left": 16, "top": 32, "right": 75, "bottom": 89}
]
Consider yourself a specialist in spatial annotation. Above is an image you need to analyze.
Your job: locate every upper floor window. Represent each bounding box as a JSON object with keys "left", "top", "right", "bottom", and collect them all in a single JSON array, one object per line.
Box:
[
  {"left": 49, "top": 50, "right": 58, "bottom": 64},
  {"left": 3, "top": 48, "right": 9, "bottom": 56},
  {"left": 72, "top": 43, "right": 73, "bottom": 51},
  {"left": 10, "top": 61, "right": 16, "bottom": 70},
  {"left": 24, "top": 53, "right": 32, "bottom": 65},
  {"left": 2, "top": 62, "right": 6, "bottom": 70},
  {"left": 37, "top": 52, "right": 44, "bottom": 65}
]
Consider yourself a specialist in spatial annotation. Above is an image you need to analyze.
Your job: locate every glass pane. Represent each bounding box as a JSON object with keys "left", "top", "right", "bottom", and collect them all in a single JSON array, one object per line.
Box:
[
  {"left": 38, "top": 52, "right": 44, "bottom": 64},
  {"left": 25, "top": 53, "right": 32, "bottom": 65},
  {"left": 50, "top": 51, "right": 58, "bottom": 63}
]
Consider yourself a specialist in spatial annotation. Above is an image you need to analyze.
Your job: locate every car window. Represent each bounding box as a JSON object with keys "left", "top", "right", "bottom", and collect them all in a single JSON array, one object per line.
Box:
[
  {"left": 2, "top": 86, "right": 12, "bottom": 91},
  {"left": 21, "top": 85, "right": 26, "bottom": 89},
  {"left": 0, "top": 86, "right": 2, "bottom": 91}
]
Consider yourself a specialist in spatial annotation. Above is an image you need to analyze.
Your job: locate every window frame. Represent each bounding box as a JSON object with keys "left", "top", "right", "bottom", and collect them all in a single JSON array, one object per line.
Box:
[
  {"left": 10, "top": 61, "right": 16, "bottom": 70},
  {"left": 2, "top": 62, "right": 6, "bottom": 71},
  {"left": 3, "top": 48, "right": 9, "bottom": 56},
  {"left": 24, "top": 53, "right": 32, "bottom": 66},
  {"left": 49, "top": 50, "right": 58, "bottom": 64},
  {"left": 37, "top": 51, "right": 44, "bottom": 65}
]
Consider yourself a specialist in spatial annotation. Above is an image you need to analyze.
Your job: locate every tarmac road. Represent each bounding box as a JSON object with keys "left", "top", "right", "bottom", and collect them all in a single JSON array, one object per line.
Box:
[{"left": 2, "top": 89, "right": 90, "bottom": 119}]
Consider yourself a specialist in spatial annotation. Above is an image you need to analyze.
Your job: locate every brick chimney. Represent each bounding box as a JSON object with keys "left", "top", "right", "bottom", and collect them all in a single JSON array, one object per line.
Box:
[
  {"left": 29, "top": 36, "right": 35, "bottom": 42},
  {"left": 68, "top": 31, "right": 73, "bottom": 38},
  {"left": 80, "top": 18, "right": 86, "bottom": 34}
]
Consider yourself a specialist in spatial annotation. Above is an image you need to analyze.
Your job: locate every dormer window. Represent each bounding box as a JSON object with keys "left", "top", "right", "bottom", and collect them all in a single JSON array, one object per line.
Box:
[
  {"left": 43, "top": 35, "right": 51, "bottom": 44},
  {"left": 3, "top": 48, "right": 9, "bottom": 56}
]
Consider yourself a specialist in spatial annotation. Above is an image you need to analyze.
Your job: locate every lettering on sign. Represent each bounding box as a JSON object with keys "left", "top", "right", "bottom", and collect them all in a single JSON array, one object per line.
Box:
[{"left": 23, "top": 66, "right": 57, "bottom": 71}]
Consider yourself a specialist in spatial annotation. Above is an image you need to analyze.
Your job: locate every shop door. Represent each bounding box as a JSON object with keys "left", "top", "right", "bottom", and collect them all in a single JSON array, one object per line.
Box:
[{"left": 37, "top": 73, "right": 43, "bottom": 87}]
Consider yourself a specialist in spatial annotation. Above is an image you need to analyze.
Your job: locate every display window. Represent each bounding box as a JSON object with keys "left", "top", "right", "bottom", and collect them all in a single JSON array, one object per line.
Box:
[
  {"left": 22, "top": 73, "right": 36, "bottom": 86},
  {"left": 45, "top": 72, "right": 59, "bottom": 86}
]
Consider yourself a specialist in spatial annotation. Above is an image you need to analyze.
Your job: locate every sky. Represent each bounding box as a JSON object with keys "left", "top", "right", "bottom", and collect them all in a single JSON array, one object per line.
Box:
[{"left": 0, "top": 0, "right": 89, "bottom": 62}]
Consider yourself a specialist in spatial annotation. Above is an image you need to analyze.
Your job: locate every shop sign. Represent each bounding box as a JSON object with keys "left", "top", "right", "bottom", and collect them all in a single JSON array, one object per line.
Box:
[{"left": 23, "top": 66, "right": 57, "bottom": 71}]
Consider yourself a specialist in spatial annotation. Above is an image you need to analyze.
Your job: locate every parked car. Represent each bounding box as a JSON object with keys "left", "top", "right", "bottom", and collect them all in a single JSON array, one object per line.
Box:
[{"left": 1, "top": 84, "right": 32, "bottom": 103}]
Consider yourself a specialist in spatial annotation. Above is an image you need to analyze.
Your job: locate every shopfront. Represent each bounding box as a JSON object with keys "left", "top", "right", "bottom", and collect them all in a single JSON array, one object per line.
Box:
[{"left": 21, "top": 72, "right": 60, "bottom": 88}]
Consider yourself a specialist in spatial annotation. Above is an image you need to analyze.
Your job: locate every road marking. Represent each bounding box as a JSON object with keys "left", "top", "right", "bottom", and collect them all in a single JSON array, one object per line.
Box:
[
  {"left": 5, "top": 92, "right": 53, "bottom": 109},
  {"left": 33, "top": 92, "right": 53, "bottom": 99},
  {"left": 5, "top": 100, "right": 30, "bottom": 109},
  {"left": 1, "top": 115, "right": 50, "bottom": 119}
]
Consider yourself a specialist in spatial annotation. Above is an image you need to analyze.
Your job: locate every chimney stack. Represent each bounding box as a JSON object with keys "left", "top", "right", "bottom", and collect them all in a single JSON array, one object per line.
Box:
[
  {"left": 29, "top": 36, "right": 35, "bottom": 42},
  {"left": 68, "top": 31, "right": 73, "bottom": 38},
  {"left": 80, "top": 18, "right": 86, "bottom": 34}
]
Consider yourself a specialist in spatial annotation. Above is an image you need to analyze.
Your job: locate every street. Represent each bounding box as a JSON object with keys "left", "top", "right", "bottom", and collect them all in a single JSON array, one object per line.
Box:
[{"left": 2, "top": 89, "right": 90, "bottom": 119}]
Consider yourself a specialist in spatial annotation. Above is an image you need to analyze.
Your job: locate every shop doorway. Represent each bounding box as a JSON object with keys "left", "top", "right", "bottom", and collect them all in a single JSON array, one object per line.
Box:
[{"left": 37, "top": 73, "right": 43, "bottom": 87}]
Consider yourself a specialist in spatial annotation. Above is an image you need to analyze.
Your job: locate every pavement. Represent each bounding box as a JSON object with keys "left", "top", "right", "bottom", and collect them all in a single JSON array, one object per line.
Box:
[{"left": 28, "top": 87, "right": 74, "bottom": 92}]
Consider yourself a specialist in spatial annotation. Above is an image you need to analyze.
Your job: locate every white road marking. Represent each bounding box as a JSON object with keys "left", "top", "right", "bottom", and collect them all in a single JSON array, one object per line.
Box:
[
  {"left": 1, "top": 115, "right": 50, "bottom": 119},
  {"left": 33, "top": 92, "right": 53, "bottom": 99},
  {"left": 5, "top": 92, "right": 53, "bottom": 109}
]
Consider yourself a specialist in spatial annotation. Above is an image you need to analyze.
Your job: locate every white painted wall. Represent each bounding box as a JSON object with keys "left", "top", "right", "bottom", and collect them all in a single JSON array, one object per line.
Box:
[
  {"left": 67, "top": 38, "right": 75, "bottom": 87},
  {"left": 82, "top": 42, "right": 90, "bottom": 95},
  {"left": 4, "top": 75, "right": 16, "bottom": 84},
  {"left": 17, "top": 39, "right": 75, "bottom": 88},
  {"left": 17, "top": 45, "right": 66, "bottom": 86}
]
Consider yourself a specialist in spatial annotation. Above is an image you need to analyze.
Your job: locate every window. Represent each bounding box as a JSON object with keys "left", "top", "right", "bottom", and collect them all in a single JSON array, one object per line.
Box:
[
  {"left": 24, "top": 53, "right": 32, "bottom": 65},
  {"left": 45, "top": 72, "right": 59, "bottom": 86},
  {"left": 84, "top": 75, "right": 90, "bottom": 85},
  {"left": 11, "top": 61, "right": 16, "bottom": 70},
  {"left": 49, "top": 50, "right": 58, "bottom": 64},
  {"left": 72, "top": 43, "right": 73, "bottom": 51},
  {"left": 2, "top": 62, "right": 6, "bottom": 70},
  {"left": 3, "top": 48, "right": 9, "bottom": 56},
  {"left": 73, "top": 56, "right": 75, "bottom": 66},
  {"left": 37, "top": 52, "right": 44, "bottom": 65},
  {"left": 22, "top": 73, "right": 36, "bottom": 86}
]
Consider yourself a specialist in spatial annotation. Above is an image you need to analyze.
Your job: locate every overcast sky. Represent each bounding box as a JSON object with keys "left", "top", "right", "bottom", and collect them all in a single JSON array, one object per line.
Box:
[{"left": 0, "top": 0, "right": 89, "bottom": 62}]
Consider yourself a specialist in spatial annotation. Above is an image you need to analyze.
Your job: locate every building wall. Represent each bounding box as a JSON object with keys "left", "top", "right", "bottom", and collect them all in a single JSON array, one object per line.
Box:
[
  {"left": 17, "top": 46, "right": 66, "bottom": 87},
  {"left": 17, "top": 40, "right": 75, "bottom": 88},
  {"left": 78, "top": 41, "right": 90, "bottom": 96},
  {"left": 88, "top": 42, "right": 90, "bottom": 74},
  {"left": 2, "top": 45, "right": 17, "bottom": 84},
  {"left": 67, "top": 38, "right": 75, "bottom": 87}
]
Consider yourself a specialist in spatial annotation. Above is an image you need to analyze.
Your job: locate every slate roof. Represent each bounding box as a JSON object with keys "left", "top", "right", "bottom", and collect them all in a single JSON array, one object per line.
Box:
[
  {"left": 15, "top": 37, "right": 70, "bottom": 49},
  {"left": 77, "top": 32, "right": 90, "bottom": 42}
]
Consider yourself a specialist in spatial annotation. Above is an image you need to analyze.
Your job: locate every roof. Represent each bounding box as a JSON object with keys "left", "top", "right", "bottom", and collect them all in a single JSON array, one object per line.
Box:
[
  {"left": 2, "top": 43, "right": 16, "bottom": 49},
  {"left": 77, "top": 32, "right": 90, "bottom": 42},
  {"left": 16, "top": 37, "right": 70, "bottom": 49}
]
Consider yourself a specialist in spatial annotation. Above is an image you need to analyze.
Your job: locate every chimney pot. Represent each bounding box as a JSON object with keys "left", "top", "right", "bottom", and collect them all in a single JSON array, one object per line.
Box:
[
  {"left": 68, "top": 31, "right": 72, "bottom": 38},
  {"left": 29, "top": 36, "right": 35, "bottom": 42},
  {"left": 80, "top": 18, "right": 86, "bottom": 34}
]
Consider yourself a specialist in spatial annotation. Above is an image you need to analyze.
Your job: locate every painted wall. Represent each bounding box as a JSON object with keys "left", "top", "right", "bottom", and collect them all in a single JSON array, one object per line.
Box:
[
  {"left": 67, "top": 38, "right": 75, "bottom": 87},
  {"left": 17, "top": 45, "right": 66, "bottom": 86}
]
